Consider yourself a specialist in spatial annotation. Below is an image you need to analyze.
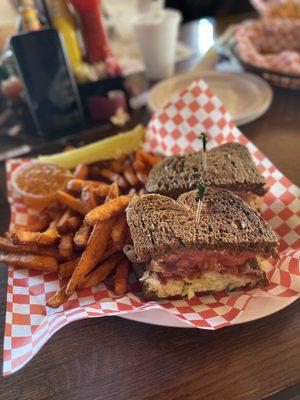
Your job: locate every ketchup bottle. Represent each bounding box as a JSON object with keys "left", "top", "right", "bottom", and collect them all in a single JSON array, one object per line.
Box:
[{"left": 69, "top": 0, "right": 110, "bottom": 64}]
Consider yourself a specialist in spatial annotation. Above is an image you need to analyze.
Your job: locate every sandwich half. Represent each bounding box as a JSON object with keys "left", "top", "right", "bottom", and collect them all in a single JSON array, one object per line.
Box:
[
  {"left": 146, "top": 142, "right": 267, "bottom": 211},
  {"left": 126, "top": 188, "right": 279, "bottom": 300}
]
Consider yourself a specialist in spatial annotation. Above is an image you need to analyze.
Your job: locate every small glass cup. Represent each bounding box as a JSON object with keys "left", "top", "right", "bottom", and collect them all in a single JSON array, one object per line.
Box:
[
  {"left": 133, "top": 8, "right": 182, "bottom": 80},
  {"left": 11, "top": 161, "right": 70, "bottom": 210}
]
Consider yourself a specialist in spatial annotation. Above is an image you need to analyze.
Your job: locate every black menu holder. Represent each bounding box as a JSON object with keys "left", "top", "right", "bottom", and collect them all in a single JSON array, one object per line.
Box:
[{"left": 10, "top": 28, "right": 85, "bottom": 139}]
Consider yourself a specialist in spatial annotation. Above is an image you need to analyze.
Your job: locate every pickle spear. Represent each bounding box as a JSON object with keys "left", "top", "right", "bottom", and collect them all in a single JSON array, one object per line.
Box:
[{"left": 38, "top": 125, "right": 145, "bottom": 169}]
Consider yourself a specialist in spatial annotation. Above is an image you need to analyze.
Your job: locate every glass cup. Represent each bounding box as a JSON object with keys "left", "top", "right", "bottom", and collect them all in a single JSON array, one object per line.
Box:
[{"left": 133, "top": 8, "right": 182, "bottom": 80}]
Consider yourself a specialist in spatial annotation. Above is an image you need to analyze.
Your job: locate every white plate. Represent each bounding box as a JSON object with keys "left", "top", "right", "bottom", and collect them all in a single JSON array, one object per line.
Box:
[
  {"left": 148, "top": 71, "right": 273, "bottom": 126},
  {"left": 120, "top": 296, "right": 298, "bottom": 328}
]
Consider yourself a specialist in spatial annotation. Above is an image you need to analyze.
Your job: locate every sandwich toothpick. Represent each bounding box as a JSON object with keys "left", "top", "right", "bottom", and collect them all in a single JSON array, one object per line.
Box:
[
  {"left": 196, "top": 183, "right": 206, "bottom": 224},
  {"left": 201, "top": 132, "right": 207, "bottom": 170}
]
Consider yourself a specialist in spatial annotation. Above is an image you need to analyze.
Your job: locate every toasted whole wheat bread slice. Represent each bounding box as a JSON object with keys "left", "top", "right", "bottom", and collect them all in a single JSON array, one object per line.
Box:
[
  {"left": 126, "top": 187, "right": 279, "bottom": 263},
  {"left": 146, "top": 143, "right": 267, "bottom": 199}
]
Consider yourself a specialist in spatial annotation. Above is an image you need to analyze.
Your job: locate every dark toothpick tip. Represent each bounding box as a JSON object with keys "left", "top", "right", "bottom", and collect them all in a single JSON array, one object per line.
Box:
[
  {"left": 197, "top": 183, "right": 206, "bottom": 201},
  {"left": 200, "top": 132, "right": 207, "bottom": 152}
]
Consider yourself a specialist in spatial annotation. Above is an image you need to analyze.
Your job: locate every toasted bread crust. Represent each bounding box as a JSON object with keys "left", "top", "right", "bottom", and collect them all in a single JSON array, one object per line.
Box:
[
  {"left": 126, "top": 188, "right": 279, "bottom": 263},
  {"left": 146, "top": 143, "right": 267, "bottom": 198}
]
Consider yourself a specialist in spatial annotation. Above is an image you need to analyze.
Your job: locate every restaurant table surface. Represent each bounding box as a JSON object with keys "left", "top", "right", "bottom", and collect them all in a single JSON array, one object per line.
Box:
[{"left": 1, "top": 13, "right": 300, "bottom": 400}]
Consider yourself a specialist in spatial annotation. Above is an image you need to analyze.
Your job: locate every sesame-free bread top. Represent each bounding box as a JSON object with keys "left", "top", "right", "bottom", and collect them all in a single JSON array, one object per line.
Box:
[
  {"left": 146, "top": 142, "right": 267, "bottom": 199},
  {"left": 126, "top": 188, "right": 279, "bottom": 263}
]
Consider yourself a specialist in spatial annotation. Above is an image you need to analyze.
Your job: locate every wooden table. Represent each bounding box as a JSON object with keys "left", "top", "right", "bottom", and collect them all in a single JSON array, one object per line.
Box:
[{"left": 1, "top": 14, "right": 300, "bottom": 400}]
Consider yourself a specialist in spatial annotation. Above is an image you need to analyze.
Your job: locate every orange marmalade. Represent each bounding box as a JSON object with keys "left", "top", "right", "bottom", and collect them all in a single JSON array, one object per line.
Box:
[{"left": 11, "top": 162, "right": 69, "bottom": 210}]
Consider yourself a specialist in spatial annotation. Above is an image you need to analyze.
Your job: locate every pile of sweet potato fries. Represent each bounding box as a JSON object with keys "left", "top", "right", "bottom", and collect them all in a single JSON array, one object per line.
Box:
[{"left": 0, "top": 148, "right": 161, "bottom": 308}]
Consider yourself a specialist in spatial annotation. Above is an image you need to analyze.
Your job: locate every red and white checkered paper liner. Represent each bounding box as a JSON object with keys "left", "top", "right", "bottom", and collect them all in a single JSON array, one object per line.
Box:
[
  {"left": 235, "top": 19, "right": 300, "bottom": 75},
  {"left": 3, "top": 78, "right": 300, "bottom": 376}
]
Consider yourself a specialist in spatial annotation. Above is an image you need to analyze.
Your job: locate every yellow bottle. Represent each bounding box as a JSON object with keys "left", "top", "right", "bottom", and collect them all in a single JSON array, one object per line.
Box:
[{"left": 47, "top": 0, "right": 82, "bottom": 71}]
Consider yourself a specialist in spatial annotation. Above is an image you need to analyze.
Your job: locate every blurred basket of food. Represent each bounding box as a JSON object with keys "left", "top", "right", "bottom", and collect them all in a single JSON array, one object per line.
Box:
[
  {"left": 251, "top": 0, "right": 300, "bottom": 19},
  {"left": 234, "top": 18, "right": 300, "bottom": 89}
]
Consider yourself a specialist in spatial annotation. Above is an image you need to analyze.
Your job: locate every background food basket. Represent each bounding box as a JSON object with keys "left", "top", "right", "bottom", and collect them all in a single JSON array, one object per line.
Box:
[
  {"left": 251, "top": 0, "right": 300, "bottom": 19},
  {"left": 233, "top": 18, "right": 300, "bottom": 89}
]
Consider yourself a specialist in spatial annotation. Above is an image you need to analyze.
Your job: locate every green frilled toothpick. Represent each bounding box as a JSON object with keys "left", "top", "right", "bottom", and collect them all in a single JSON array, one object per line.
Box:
[
  {"left": 200, "top": 132, "right": 207, "bottom": 169},
  {"left": 196, "top": 183, "right": 206, "bottom": 224}
]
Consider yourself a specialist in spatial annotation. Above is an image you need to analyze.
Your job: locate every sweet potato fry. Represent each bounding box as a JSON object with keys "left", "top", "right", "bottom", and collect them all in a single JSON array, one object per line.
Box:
[
  {"left": 58, "top": 233, "right": 73, "bottom": 260},
  {"left": 85, "top": 195, "right": 134, "bottom": 225},
  {"left": 114, "top": 258, "right": 130, "bottom": 295},
  {"left": 111, "top": 214, "right": 128, "bottom": 249},
  {"left": 0, "top": 253, "right": 58, "bottom": 272},
  {"left": 73, "top": 224, "right": 91, "bottom": 249},
  {"left": 56, "top": 191, "right": 85, "bottom": 215},
  {"left": 66, "top": 179, "right": 110, "bottom": 194},
  {"left": 7, "top": 218, "right": 59, "bottom": 246},
  {"left": 59, "top": 241, "right": 118, "bottom": 279},
  {"left": 134, "top": 150, "right": 146, "bottom": 170},
  {"left": 73, "top": 163, "right": 89, "bottom": 179},
  {"left": 109, "top": 159, "right": 125, "bottom": 174},
  {"left": 128, "top": 188, "right": 137, "bottom": 196},
  {"left": 123, "top": 165, "right": 139, "bottom": 187},
  {"left": 98, "top": 168, "right": 128, "bottom": 190},
  {"left": 93, "top": 184, "right": 112, "bottom": 199},
  {"left": 66, "top": 218, "right": 115, "bottom": 295},
  {"left": 133, "top": 158, "right": 146, "bottom": 173},
  {"left": 59, "top": 257, "right": 80, "bottom": 279},
  {"left": 105, "top": 182, "right": 119, "bottom": 203},
  {"left": 67, "top": 216, "right": 82, "bottom": 231},
  {"left": 0, "top": 237, "right": 63, "bottom": 260},
  {"left": 25, "top": 215, "right": 50, "bottom": 232},
  {"left": 10, "top": 230, "right": 40, "bottom": 246},
  {"left": 10, "top": 225, "right": 59, "bottom": 246},
  {"left": 46, "top": 202, "right": 66, "bottom": 219},
  {"left": 81, "top": 184, "right": 97, "bottom": 213},
  {"left": 57, "top": 209, "right": 72, "bottom": 233},
  {"left": 80, "top": 253, "right": 123, "bottom": 289},
  {"left": 136, "top": 170, "right": 148, "bottom": 185},
  {"left": 137, "top": 149, "right": 161, "bottom": 168},
  {"left": 36, "top": 218, "right": 60, "bottom": 245},
  {"left": 46, "top": 287, "right": 70, "bottom": 308},
  {"left": 99, "top": 242, "right": 119, "bottom": 263}
]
